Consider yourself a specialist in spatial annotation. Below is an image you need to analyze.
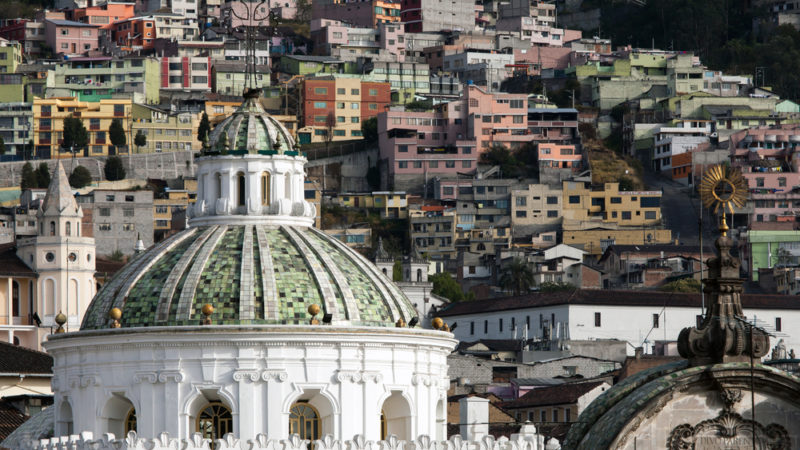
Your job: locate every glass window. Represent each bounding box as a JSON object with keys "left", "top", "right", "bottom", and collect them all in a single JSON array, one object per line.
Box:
[
  {"left": 196, "top": 403, "right": 233, "bottom": 444},
  {"left": 314, "top": 102, "right": 327, "bottom": 109},
  {"left": 314, "top": 87, "right": 328, "bottom": 95}
]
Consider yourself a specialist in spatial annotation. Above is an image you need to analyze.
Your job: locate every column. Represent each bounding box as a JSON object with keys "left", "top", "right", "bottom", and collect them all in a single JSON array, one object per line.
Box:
[
  {"left": 248, "top": 170, "right": 260, "bottom": 214},
  {"left": 7, "top": 277, "right": 11, "bottom": 328},
  {"left": 221, "top": 170, "right": 232, "bottom": 213}
]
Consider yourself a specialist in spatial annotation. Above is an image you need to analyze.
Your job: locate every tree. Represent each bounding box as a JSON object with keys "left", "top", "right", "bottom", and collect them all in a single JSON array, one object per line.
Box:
[
  {"left": 109, "top": 118, "right": 127, "bottom": 154},
  {"left": 36, "top": 163, "right": 50, "bottom": 188},
  {"left": 295, "top": 0, "right": 311, "bottom": 22},
  {"left": 61, "top": 117, "right": 88, "bottom": 155},
  {"left": 324, "top": 111, "right": 335, "bottom": 155},
  {"left": 197, "top": 112, "right": 211, "bottom": 145},
  {"left": 0, "top": 135, "right": 5, "bottom": 156},
  {"left": 104, "top": 155, "right": 126, "bottom": 181},
  {"left": 392, "top": 260, "right": 403, "bottom": 282},
  {"left": 481, "top": 144, "right": 524, "bottom": 178},
  {"left": 69, "top": 165, "right": 93, "bottom": 188},
  {"left": 20, "top": 162, "right": 36, "bottom": 189},
  {"left": 134, "top": 130, "right": 147, "bottom": 153},
  {"left": 539, "top": 281, "right": 575, "bottom": 293},
  {"left": 361, "top": 117, "right": 378, "bottom": 143},
  {"left": 499, "top": 258, "right": 535, "bottom": 296},
  {"left": 431, "top": 272, "right": 471, "bottom": 302},
  {"left": 659, "top": 278, "right": 702, "bottom": 293}
]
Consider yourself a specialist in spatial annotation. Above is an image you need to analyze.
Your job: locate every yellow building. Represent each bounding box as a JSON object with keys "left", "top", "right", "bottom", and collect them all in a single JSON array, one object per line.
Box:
[
  {"left": 562, "top": 182, "right": 662, "bottom": 228},
  {"left": 337, "top": 191, "right": 408, "bottom": 219},
  {"left": 131, "top": 104, "right": 196, "bottom": 153},
  {"left": 154, "top": 189, "right": 190, "bottom": 239},
  {"left": 33, "top": 97, "right": 132, "bottom": 160}
]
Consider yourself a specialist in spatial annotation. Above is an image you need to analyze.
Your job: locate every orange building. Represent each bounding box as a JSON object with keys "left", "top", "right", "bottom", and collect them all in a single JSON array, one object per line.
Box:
[
  {"left": 671, "top": 151, "right": 693, "bottom": 184},
  {"left": 69, "top": 3, "right": 135, "bottom": 30},
  {"left": 111, "top": 17, "right": 157, "bottom": 50}
]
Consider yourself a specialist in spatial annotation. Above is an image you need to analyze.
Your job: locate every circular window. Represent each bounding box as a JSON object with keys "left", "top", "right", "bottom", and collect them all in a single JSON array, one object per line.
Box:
[
  {"left": 45, "top": 252, "right": 55, "bottom": 262},
  {"left": 68, "top": 252, "right": 77, "bottom": 262}
]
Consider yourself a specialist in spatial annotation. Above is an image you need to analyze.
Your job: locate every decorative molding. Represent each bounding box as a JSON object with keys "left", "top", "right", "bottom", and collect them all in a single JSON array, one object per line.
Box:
[
  {"left": 411, "top": 374, "right": 437, "bottom": 387},
  {"left": 262, "top": 370, "right": 289, "bottom": 382},
  {"left": 335, "top": 370, "right": 383, "bottom": 384},
  {"left": 69, "top": 374, "right": 101, "bottom": 389},
  {"left": 134, "top": 370, "right": 184, "bottom": 384},
  {"left": 232, "top": 370, "right": 261, "bottom": 383},
  {"left": 668, "top": 411, "right": 790, "bottom": 449}
]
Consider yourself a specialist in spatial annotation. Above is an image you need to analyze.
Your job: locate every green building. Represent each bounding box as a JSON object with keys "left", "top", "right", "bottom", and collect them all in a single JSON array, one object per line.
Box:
[
  {"left": 278, "top": 55, "right": 345, "bottom": 76},
  {"left": 211, "top": 62, "right": 270, "bottom": 96},
  {"left": 48, "top": 56, "right": 161, "bottom": 103},
  {"left": 0, "top": 38, "right": 23, "bottom": 74},
  {"left": 742, "top": 227, "right": 800, "bottom": 281}
]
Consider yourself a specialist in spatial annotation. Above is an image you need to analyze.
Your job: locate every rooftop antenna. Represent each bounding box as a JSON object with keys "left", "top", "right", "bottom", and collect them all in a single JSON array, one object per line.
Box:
[{"left": 228, "top": 0, "right": 278, "bottom": 93}]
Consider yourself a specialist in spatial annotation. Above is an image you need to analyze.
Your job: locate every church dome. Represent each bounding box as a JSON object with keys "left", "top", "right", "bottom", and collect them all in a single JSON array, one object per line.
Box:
[
  {"left": 81, "top": 224, "right": 417, "bottom": 329},
  {"left": 206, "top": 89, "right": 296, "bottom": 155}
]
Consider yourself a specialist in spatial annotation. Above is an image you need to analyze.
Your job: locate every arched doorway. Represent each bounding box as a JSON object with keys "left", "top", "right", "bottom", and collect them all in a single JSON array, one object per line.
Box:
[
  {"left": 57, "top": 400, "right": 74, "bottom": 436},
  {"left": 102, "top": 394, "right": 136, "bottom": 436},
  {"left": 289, "top": 403, "right": 320, "bottom": 441},
  {"left": 196, "top": 402, "right": 233, "bottom": 443}
]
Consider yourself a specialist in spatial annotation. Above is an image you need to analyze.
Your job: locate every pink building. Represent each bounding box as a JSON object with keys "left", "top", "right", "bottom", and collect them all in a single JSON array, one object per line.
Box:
[
  {"left": 221, "top": 1, "right": 272, "bottom": 28},
  {"left": 538, "top": 143, "right": 582, "bottom": 171},
  {"left": 45, "top": 19, "right": 100, "bottom": 57},
  {"left": 729, "top": 126, "right": 800, "bottom": 223}
]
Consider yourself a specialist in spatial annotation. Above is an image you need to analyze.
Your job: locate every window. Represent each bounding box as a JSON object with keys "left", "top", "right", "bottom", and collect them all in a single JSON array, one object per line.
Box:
[
  {"left": 369, "top": 89, "right": 378, "bottom": 96},
  {"left": 99, "top": 223, "right": 112, "bottom": 231},
  {"left": 351, "top": 89, "right": 359, "bottom": 95},
  {"left": 516, "top": 211, "right": 527, "bottom": 218},
  {"left": 399, "top": 145, "right": 408, "bottom": 153},
  {"left": 337, "top": 116, "right": 346, "bottom": 123},
  {"left": 547, "top": 210, "right": 558, "bottom": 218},
  {"left": 191, "top": 62, "right": 207, "bottom": 70},
  {"left": 99, "top": 208, "right": 111, "bottom": 217},
  {"left": 484, "top": 320, "right": 488, "bottom": 333},
  {"left": 640, "top": 197, "right": 661, "bottom": 208},
  {"left": 546, "top": 196, "right": 558, "bottom": 205},
  {"left": 123, "top": 207, "right": 134, "bottom": 217},
  {"left": 334, "top": 130, "right": 346, "bottom": 136},
  {"left": 499, "top": 318, "right": 503, "bottom": 332},
  {"left": 552, "top": 409, "right": 559, "bottom": 423},
  {"left": 653, "top": 313, "right": 659, "bottom": 329},
  {"left": 622, "top": 211, "right": 631, "bottom": 220},
  {"left": 196, "top": 403, "right": 233, "bottom": 444},
  {"left": 776, "top": 317, "right": 782, "bottom": 332},
  {"left": 122, "top": 223, "right": 135, "bottom": 231},
  {"left": 337, "top": 88, "right": 345, "bottom": 95},
  {"left": 645, "top": 211, "right": 657, "bottom": 220},
  {"left": 462, "top": 161, "right": 472, "bottom": 168},
  {"left": 565, "top": 409, "right": 571, "bottom": 422},
  {"left": 351, "top": 103, "right": 359, "bottom": 109},
  {"left": 594, "top": 312, "right": 601, "bottom": 327},
  {"left": 429, "top": 161, "right": 438, "bottom": 168},
  {"left": 756, "top": 177, "right": 765, "bottom": 187},
  {"left": 610, "top": 197, "right": 622, "bottom": 204},
  {"left": 398, "top": 161, "right": 408, "bottom": 168},
  {"left": 470, "top": 321, "right": 474, "bottom": 335},
  {"left": 569, "top": 195, "right": 580, "bottom": 204},
  {"left": 351, "top": 117, "right": 360, "bottom": 123},
  {"left": 314, "top": 87, "right": 328, "bottom": 95},
  {"left": 779, "top": 177, "right": 787, "bottom": 187},
  {"left": 314, "top": 102, "right": 327, "bottom": 109}
]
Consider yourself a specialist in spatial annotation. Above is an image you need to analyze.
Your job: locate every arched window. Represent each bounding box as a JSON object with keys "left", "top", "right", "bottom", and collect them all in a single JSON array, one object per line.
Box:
[
  {"left": 125, "top": 407, "right": 137, "bottom": 434},
  {"left": 284, "top": 173, "right": 292, "bottom": 201},
  {"left": 50, "top": 221, "right": 55, "bottom": 236},
  {"left": 416, "top": 269, "right": 422, "bottom": 282},
  {"left": 477, "top": 243, "right": 486, "bottom": 251},
  {"left": 66, "top": 221, "right": 71, "bottom": 236},
  {"left": 289, "top": 403, "right": 320, "bottom": 441},
  {"left": 236, "top": 172, "right": 246, "bottom": 207},
  {"left": 215, "top": 173, "right": 222, "bottom": 202},
  {"left": 382, "top": 268, "right": 387, "bottom": 276},
  {"left": 261, "top": 172, "right": 271, "bottom": 206},
  {"left": 196, "top": 402, "right": 233, "bottom": 444},
  {"left": 380, "top": 411, "right": 387, "bottom": 440},
  {"left": 77, "top": 221, "right": 81, "bottom": 237}
]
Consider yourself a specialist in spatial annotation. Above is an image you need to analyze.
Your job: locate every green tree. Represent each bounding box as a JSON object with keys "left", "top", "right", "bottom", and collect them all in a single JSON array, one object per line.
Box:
[
  {"left": 431, "top": 272, "right": 470, "bottom": 302},
  {"left": 61, "top": 117, "right": 89, "bottom": 154},
  {"left": 392, "top": 260, "right": 403, "bottom": 282},
  {"left": 539, "top": 281, "right": 575, "bottom": 293},
  {"left": 481, "top": 144, "right": 524, "bottom": 177},
  {"left": 104, "top": 155, "right": 126, "bottom": 181},
  {"left": 499, "top": 258, "right": 535, "bottom": 296},
  {"left": 20, "top": 162, "right": 36, "bottom": 189},
  {"left": 134, "top": 130, "right": 147, "bottom": 152},
  {"left": 0, "top": 135, "right": 6, "bottom": 156},
  {"left": 361, "top": 117, "right": 378, "bottom": 143},
  {"left": 69, "top": 165, "right": 93, "bottom": 188},
  {"left": 618, "top": 176, "right": 635, "bottom": 191},
  {"left": 295, "top": 0, "right": 311, "bottom": 22},
  {"left": 35, "top": 163, "right": 50, "bottom": 188},
  {"left": 109, "top": 118, "right": 127, "bottom": 154},
  {"left": 197, "top": 112, "right": 211, "bottom": 144}
]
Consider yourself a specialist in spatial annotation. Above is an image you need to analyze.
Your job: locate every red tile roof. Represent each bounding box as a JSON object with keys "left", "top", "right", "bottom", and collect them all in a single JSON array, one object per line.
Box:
[
  {"left": 0, "top": 244, "right": 36, "bottom": 278},
  {"left": 503, "top": 381, "right": 605, "bottom": 409},
  {"left": 0, "top": 401, "right": 28, "bottom": 441},
  {"left": 0, "top": 341, "right": 53, "bottom": 375}
]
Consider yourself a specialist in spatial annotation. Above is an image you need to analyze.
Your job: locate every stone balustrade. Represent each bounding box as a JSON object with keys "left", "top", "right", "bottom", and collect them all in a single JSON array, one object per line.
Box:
[{"left": 18, "top": 429, "right": 560, "bottom": 450}]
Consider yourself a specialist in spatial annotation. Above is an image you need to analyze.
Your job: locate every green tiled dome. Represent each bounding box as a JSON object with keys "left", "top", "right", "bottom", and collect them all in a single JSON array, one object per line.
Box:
[
  {"left": 81, "top": 225, "right": 417, "bottom": 329},
  {"left": 206, "top": 90, "right": 295, "bottom": 155}
]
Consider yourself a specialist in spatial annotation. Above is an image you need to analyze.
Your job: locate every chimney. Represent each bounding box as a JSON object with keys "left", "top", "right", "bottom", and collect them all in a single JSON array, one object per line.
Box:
[
  {"left": 459, "top": 396, "right": 489, "bottom": 441},
  {"left": 634, "top": 347, "right": 643, "bottom": 360}
]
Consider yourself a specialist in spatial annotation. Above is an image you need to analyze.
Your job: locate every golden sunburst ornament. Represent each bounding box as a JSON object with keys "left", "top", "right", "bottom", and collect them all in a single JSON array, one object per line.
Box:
[{"left": 699, "top": 164, "right": 748, "bottom": 235}]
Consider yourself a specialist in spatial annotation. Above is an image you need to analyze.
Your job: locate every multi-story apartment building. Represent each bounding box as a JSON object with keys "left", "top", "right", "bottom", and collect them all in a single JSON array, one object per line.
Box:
[
  {"left": 364, "top": 61, "right": 430, "bottom": 101},
  {"left": 409, "top": 207, "right": 457, "bottom": 260},
  {"left": 0, "top": 20, "right": 46, "bottom": 58},
  {"left": 153, "top": 189, "right": 189, "bottom": 240},
  {"left": 336, "top": 191, "right": 409, "bottom": 219},
  {"left": 562, "top": 181, "right": 663, "bottom": 228},
  {"left": 76, "top": 189, "right": 154, "bottom": 257},
  {"left": 652, "top": 120, "right": 711, "bottom": 173},
  {"left": 48, "top": 56, "right": 161, "bottom": 103},
  {"left": 538, "top": 143, "right": 583, "bottom": 173},
  {"left": 68, "top": 3, "right": 136, "bottom": 30},
  {"left": 443, "top": 50, "right": 514, "bottom": 91},
  {"left": 0, "top": 103, "right": 32, "bottom": 161},
  {"left": 33, "top": 97, "right": 132, "bottom": 160},
  {"left": 131, "top": 103, "right": 196, "bottom": 153},
  {"left": 311, "top": 20, "right": 405, "bottom": 63},
  {"left": 299, "top": 76, "right": 391, "bottom": 142},
  {"left": 211, "top": 62, "right": 270, "bottom": 96},
  {"left": 159, "top": 56, "right": 211, "bottom": 92},
  {"left": 142, "top": 0, "right": 200, "bottom": 19},
  {"left": 511, "top": 183, "right": 564, "bottom": 229},
  {"left": 44, "top": 19, "right": 100, "bottom": 57},
  {"left": 0, "top": 38, "right": 23, "bottom": 74},
  {"left": 400, "top": 0, "right": 475, "bottom": 32},
  {"left": 110, "top": 16, "right": 157, "bottom": 51},
  {"left": 312, "top": 0, "right": 401, "bottom": 28},
  {"left": 496, "top": 0, "right": 577, "bottom": 47}
]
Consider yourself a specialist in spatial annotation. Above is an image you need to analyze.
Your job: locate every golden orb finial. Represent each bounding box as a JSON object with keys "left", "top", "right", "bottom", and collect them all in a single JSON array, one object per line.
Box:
[
  {"left": 308, "top": 304, "right": 321, "bottom": 325},
  {"left": 431, "top": 317, "right": 444, "bottom": 330},
  {"left": 54, "top": 311, "right": 67, "bottom": 333},
  {"left": 395, "top": 318, "right": 406, "bottom": 328},
  {"left": 109, "top": 308, "right": 122, "bottom": 328},
  {"left": 442, "top": 323, "right": 450, "bottom": 332},
  {"left": 201, "top": 304, "right": 214, "bottom": 325}
]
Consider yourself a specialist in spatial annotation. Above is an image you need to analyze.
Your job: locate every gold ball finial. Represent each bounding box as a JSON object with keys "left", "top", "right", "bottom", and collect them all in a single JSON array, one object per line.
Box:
[
  {"left": 109, "top": 307, "right": 122, "bottom": 328},
  {"left": 54, "top": 311, "right": 67, "bottom": 333},
  {"left": 442, "top": 323, "right": 451, "bottom": 332},
  {"left": 308, "top": 304, "right": 321, "bottom": 325},
  {"left": 395, "top": 318, "right": 406, "bottom": 328},
  {"left": 431, "top": 317, "right": 444, "bottom": 330},
  {"left": 201, "top": 304, "right": 214, "bottom": 325}
]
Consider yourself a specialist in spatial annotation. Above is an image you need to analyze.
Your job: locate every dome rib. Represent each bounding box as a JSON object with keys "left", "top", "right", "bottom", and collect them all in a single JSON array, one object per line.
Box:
[
  {"left": 255, "top": 226, "right": 279, "bottom": 320},
  {"left": 156, "top": 226, "right": 217, "bottom": 322},
  {"left": 175, "top": 225, "right": 228, "bottom": 319},
  {"left": 240, "top": 225, "right": 256, "bottom": 320},
  {"left": 281, "top": 225, "right": 342, "bottom": 320},
  {"left": 291, "top": 226, "right": 361, "bottom": 322}
]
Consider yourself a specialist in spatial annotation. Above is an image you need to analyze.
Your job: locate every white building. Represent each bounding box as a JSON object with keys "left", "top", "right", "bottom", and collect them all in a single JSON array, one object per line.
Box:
[
  {"left": 652, "top": 120, "right": 711, "bottom": 173},
  {"left": 3, "top": 90, "right": 460, "bottom": 447},
  {"left": 439, "top": 289, "right": 800, "bottom": 356}
]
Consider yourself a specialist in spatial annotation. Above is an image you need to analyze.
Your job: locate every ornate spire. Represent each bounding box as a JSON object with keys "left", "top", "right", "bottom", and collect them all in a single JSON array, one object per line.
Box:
[
  {"left": 678, "top": 165, "right": 769, "bottom": 365},
  {"left": 40, "top": 161, "right": 79, "bottom": 215}
]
